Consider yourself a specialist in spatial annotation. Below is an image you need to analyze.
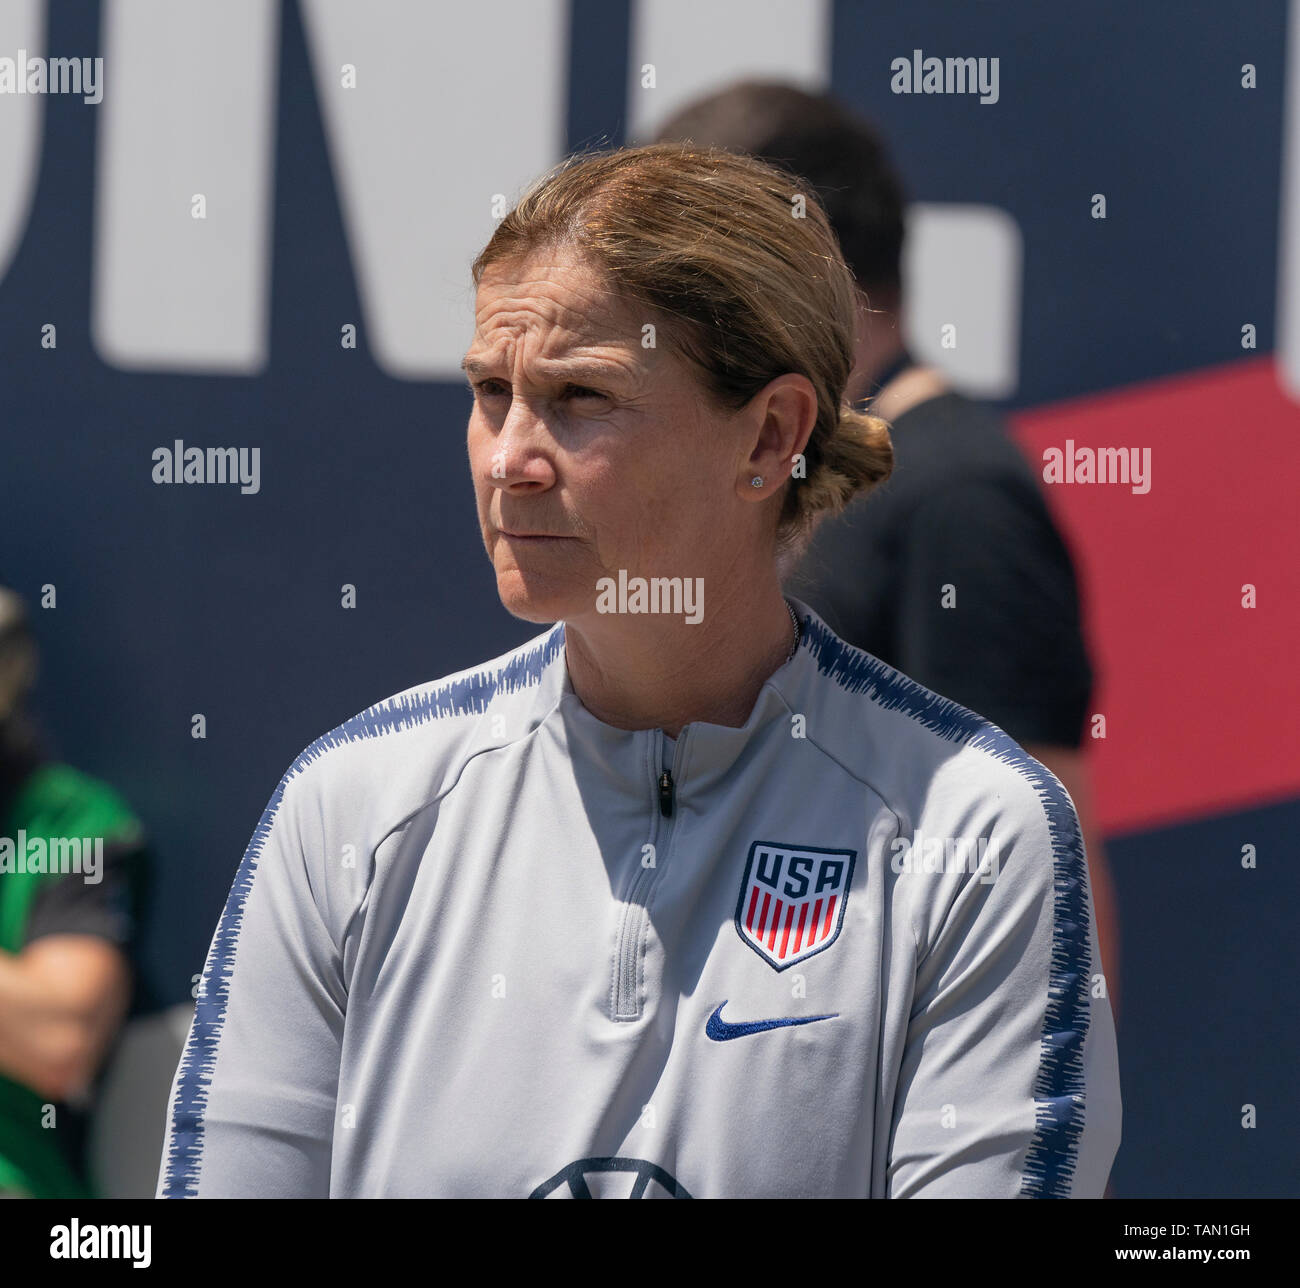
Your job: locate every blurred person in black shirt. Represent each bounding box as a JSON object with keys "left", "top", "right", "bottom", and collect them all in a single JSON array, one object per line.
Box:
[{"left": 653, "top": 83, "right": 1120, "bottom": 1009}]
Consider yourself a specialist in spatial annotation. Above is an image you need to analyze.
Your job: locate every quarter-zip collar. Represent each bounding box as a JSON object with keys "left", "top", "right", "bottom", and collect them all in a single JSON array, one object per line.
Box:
[{"left": 534, "top": 598, "right": 813, "bottom": 801}]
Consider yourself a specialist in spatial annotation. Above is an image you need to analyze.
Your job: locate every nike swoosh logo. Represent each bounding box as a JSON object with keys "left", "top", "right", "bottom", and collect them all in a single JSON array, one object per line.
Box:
[{"left": 705, "top": 1001, "right": 838, "bottom": 1041}]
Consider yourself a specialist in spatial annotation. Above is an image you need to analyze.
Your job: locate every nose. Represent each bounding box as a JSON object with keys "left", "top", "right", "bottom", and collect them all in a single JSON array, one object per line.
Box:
[{"left": 483, "top": 398, "right": 557, "bottom": 494}]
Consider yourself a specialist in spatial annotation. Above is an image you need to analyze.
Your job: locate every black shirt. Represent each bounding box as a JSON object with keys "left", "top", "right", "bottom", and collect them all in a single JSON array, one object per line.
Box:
[{"left": 788, "top": 390, "right": 1092, "bottom": 748}]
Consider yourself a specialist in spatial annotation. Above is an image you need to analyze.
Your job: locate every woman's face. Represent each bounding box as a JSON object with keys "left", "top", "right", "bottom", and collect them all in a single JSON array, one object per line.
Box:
[{"left": 465, "top": 246, "right": 758, "bottom": 625}]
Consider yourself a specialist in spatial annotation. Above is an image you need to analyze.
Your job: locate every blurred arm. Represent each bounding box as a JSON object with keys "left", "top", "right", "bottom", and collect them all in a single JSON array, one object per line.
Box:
[{"left": 0, "top": 936, "right": 131, "bottom": 1101}]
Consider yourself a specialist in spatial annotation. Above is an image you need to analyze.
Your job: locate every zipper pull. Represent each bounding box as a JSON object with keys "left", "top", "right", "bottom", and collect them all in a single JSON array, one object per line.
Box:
[{"left": 658, "top": 769, "right": 674, "bottom": 817}]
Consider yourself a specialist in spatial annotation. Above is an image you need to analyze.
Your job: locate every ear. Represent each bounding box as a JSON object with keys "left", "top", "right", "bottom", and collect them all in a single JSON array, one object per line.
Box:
[{"left": 736, "top": 373, "right": 818, "bottom": 501}]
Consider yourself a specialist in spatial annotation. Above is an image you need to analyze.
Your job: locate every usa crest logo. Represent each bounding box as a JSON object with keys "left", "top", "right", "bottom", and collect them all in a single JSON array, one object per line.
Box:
[{"left": 735, "top": 842, "right": 856, "bottom": 970}]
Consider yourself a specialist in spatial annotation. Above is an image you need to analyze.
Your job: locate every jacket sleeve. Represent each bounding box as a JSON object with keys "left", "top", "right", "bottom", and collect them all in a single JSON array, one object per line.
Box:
[
  {"left": 156, "top": 768, "right": 349, "bottom": 1197},
  {"left": 885, "top": 769, "right": 1121, "bottom": 1197}
]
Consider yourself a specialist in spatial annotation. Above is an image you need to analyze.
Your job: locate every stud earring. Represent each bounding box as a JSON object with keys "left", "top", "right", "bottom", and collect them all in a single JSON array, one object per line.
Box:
[{"left": 750, "top": 476, "right": 764, "bottom": 488}]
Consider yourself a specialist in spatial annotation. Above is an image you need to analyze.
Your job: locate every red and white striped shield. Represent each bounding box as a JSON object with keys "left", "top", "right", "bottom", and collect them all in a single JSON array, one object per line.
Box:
[{"left": 734, "top": 842, "right": 857, "bottom": 971}]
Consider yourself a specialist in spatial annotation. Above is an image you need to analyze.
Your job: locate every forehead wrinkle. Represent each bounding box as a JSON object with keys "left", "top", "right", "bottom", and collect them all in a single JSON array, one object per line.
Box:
[
  {"left": 467, "top": 319, "right": 644, "bottom": 386},
  {"left": 468, "top": 257, "right": 655, "bottom": 386},
  {"left": 472, "top": 301, "right": 592, "bottom": 365},
  {"left": 474, "top": 253, "right": 643, "bottom": 335},
  {"left": 481, "top": 255, "right": 630, "bottom": 309},
  {"left": 475, "top": 260, "right": 625, "bottom": 322}
]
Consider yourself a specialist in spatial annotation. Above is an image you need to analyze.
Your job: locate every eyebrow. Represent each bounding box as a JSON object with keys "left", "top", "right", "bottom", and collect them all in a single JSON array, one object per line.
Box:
[{"left": 459, "top": 356, "right": 628, "bottom": 388}]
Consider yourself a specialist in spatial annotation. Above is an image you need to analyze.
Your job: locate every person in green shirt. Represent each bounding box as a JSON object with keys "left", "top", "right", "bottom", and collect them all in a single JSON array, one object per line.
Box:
[{"left": 0, "top": 587, "right": 148, "bottom": 1198}]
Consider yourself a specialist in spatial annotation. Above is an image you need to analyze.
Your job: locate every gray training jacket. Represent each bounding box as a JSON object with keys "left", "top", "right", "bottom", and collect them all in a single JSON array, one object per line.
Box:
[{"left": 157, "top": 597, "right": 1120, "bottom": 1198}]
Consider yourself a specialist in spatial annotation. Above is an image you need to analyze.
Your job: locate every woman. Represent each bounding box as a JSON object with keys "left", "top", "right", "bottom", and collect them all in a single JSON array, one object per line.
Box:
[{"left": 157, "top": 144, "right": 1119, "bottom": 1198}]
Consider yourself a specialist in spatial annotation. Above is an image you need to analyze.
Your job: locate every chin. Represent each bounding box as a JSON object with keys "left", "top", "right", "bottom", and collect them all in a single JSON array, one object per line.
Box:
[{"left": 494, "top": 569, "right": 589, "bottom": 625}]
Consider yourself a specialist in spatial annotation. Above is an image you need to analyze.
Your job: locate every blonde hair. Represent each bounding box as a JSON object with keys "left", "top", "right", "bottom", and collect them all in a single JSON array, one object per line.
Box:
[{"left": 470, "top": 142, "right": 892, "bottom": 556}]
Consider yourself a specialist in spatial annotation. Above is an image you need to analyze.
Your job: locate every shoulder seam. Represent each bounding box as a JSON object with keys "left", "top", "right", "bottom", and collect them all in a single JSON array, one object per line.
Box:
[{"left": 282, "top": 625, "right": 564, "bottom": 787}]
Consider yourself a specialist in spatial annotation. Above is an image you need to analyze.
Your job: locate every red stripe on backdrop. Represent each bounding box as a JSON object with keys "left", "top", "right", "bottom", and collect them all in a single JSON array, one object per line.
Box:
[{"left": 1009, "top": 357, "right": 1300, "bottom": 834}]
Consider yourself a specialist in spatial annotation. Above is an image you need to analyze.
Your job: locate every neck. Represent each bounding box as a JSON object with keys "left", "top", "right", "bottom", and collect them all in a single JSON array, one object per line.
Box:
[{"left": 563, "top": 574, "right": 796, "bottom": 739}]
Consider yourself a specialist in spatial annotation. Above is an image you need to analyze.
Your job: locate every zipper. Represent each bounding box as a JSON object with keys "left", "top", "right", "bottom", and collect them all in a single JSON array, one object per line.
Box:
[
  {"left": 611, "top": 729, "right": 682, "bottom": 1020},
  {"left": 658, "top": 766, "right": 674, "bottom": 816}
]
